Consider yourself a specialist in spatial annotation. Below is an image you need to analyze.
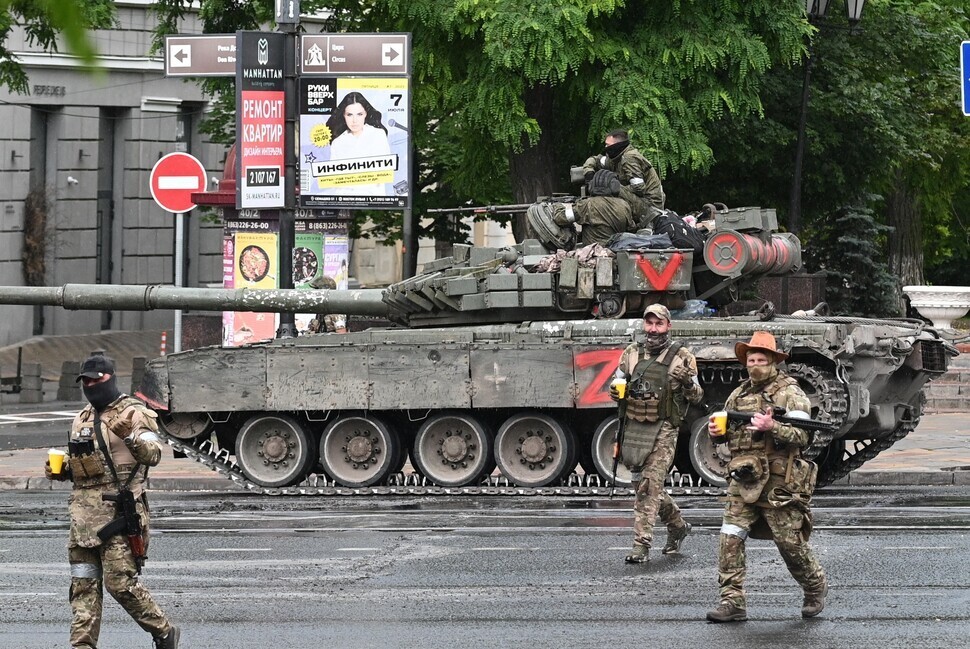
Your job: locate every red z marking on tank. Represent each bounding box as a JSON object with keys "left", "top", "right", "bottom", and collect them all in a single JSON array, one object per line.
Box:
[
  {"left": 635, "top": 252, "right": 683, "bottom": 290},
  {"left": 575, "top": 348, "right": 623, "bottom": 406}
]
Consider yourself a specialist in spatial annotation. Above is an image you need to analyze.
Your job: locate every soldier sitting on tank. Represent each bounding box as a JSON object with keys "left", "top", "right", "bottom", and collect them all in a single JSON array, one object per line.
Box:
[
  {"left": 306, "top": 275, "right": 347, "bottom": 334},
  {"left": 552, "top": 170, "right": 637, "bottom": 247},
  {"left": 583, "top": 129, "right": 665, "bottom": 228}
]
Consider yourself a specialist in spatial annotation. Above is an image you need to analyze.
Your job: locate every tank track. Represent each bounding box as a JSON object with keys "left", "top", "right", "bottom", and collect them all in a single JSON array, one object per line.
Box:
[
  {"left": 785, "top": 362, "right": 850, "bottom": 461},
  {"left": 155, "top": 429, "right": 724, "bottom": 497},
  {"left": 816, "top": 393, "right": 924, "bottom": 487}
]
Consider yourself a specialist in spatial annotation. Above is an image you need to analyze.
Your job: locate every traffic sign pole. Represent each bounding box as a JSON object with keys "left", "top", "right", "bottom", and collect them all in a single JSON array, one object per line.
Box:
[
  {"left": 149, "top": 152, "right": 207, "bottom": 353},
  {"left": 962, "top": 41, "right": 970, "bottom": 117}
]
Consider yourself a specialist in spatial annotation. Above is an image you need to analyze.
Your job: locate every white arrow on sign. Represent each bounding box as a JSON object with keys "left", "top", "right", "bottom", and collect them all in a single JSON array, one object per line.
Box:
[
  {"left": 382, "top": 43, "right": 400, "bottom": 65},
  {"left": 170, "top": 46, "right": 191, "bottom": 68}
]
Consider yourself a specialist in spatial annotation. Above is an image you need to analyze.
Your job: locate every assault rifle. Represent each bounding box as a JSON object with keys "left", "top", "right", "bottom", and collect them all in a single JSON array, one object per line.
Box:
[
  {"left": 610, "top": 397, "right": 628, "bottom": 499},
  {"left": 98, "top": 489, "right": 147, "bottom": 573},
  {"left": 726, "top": 407, "right": 836, "bottom": 442}
]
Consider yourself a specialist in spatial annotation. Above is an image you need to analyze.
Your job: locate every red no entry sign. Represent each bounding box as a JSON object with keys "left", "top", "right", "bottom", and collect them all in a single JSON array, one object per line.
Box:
[{"left": 150, "top": 152, "right": 207, "bottom": 213}]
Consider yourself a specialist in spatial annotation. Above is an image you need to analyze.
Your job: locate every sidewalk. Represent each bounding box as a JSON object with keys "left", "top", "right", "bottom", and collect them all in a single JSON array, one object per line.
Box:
[{"left": 1, "top": 402, "right": 967, "bottom": 491}]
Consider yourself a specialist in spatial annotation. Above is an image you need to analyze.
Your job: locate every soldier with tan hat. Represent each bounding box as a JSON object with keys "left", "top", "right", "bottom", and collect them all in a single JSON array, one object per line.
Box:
[
  {"left": 705, "top": 330, "right": 827, "bottom": 623},
  {"left": 610, "top": 303, "right": 703, "bottom": 563}
]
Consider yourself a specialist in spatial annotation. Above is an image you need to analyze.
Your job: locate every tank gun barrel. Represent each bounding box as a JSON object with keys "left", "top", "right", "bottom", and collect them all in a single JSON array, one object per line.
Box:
[
  {"left": 426, "top": 203, "right": 534, "bottom": 215},
  {"left": 0, "top": 284, "right": 390, "bottom": 316}
]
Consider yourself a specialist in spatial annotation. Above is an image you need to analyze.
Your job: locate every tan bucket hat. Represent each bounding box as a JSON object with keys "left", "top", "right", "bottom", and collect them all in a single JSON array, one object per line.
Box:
[{"left": 735, "top": 330, "right": 788, "bottom": 364}]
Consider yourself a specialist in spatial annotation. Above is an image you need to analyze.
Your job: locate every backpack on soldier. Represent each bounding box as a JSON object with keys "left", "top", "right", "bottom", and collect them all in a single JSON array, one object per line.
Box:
[{"left": 652, "top": 211, "right": 707, "bottom": 255}]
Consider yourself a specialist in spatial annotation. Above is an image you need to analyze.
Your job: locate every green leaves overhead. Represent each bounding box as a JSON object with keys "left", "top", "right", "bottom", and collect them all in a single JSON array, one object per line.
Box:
[{"left": 0, "top": 0, "right": 115, "bottom": 93}]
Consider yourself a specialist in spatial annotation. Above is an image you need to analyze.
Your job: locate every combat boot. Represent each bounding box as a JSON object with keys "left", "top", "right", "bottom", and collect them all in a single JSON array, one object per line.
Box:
[
  {"left": 662, "top": 522, "right": 692, "bottom": 555},
  {"left": 802, "top": 583, "right": 828, "bottom": 618},
  {"left": 624, "top": 545, "right": 649, "bottom": 563},
  {"left": 706, "top": 602, "right": 748, "bottom": 623},
  {"left": 153, "top": 625, "right": 180, "bottom": 649}
]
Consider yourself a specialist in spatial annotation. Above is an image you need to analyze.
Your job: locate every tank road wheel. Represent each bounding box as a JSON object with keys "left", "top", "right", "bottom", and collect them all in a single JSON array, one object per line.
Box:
[
  {"left": 157, "top": 411, "right": 213, "bottom": 441},
  {"left": 687, "top": 414, "right": 730, "bottom": 487},
  {"left": 412, "top": 412, "right": 494, "bottom": 487},
  {"left": 320, "top": 415, "right": 399, "bottom": 488},
  {"left": 494, "top": 413, "right": 576, "bottom": 488},
  {"left": 234, "top": 415, "right": 317, "bottom": 488},
  {"left": 589, "top": 416, "right": 633, "bottom": 487}
]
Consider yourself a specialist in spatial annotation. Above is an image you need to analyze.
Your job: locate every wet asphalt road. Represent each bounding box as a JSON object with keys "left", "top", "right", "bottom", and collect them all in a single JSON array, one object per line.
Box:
[{"left": 1, "top": 488, "right": 968, "bottom": 649}]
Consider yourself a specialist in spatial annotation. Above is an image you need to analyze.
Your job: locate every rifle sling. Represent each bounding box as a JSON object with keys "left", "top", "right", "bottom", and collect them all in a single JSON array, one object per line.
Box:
[{"left": 93, "top": 416, "right": 141, "bottom": 491}]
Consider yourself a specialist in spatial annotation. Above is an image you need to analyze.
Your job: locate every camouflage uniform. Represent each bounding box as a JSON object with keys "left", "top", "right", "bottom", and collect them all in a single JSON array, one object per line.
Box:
[
  {"left": 716, "top": 372, "right": 826, "bottom": 610},
  {"left": 617, "top": 339, "right": 703, "bottom": 552},
  {"left": 57, "top": 395, "right": 176, "bottom": 648},
  {"left": 583, "top": 146, "right": 665, "bottom": 224},
  {"left": 307, "top": 313, "right": 347, "bottom": 333},
  {"left": 574, "top": 196, "right": 637, "bottom": 247}
]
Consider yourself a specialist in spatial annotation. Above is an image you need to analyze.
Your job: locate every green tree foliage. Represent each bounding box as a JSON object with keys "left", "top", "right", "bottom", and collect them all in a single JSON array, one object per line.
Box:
[
  {"left": 154, "top": 0, "right": 810, "bottom": 242},
  {"left": 0, "top": 0, "right": 116, "bottom": 93},
  {"left": 664, "top": 0, "right": 970, "bottom": 290},
  {"left": 804, "top": 202, "right": 898, "bottom": 317}
]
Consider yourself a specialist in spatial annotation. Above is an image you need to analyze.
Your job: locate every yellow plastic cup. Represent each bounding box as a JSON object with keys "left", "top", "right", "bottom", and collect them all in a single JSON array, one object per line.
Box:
[
  {"left": 710, "top": 411, "right": 728, "bottom": 440},
  {"left": 612, "top": 377, "right": 627, "bottom": 399},
  {"left": 48, "top": 448, "right": 67, "bottom": 475}
]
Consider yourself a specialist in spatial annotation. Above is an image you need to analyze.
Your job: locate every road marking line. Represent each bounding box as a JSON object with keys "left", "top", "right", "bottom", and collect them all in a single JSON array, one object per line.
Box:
[
  {"left": 336, "top": 547, "right": 381, "bottom": 552},
  {"left": 882, "top": 546, "right": 953, "bottom": 550},
  {"left": 205, "top": 548, "right": 272, "bottom": 552}
]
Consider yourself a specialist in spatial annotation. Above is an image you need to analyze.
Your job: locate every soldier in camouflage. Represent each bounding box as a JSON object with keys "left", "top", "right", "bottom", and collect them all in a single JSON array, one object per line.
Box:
[
  {"left": 705, "top": 331, "right": 827, "bottom": 623},
  {"left": 553, "top": 169, "right": 637, "bottom": 247},
  {"left": 46, "top": 352, "right": 180, "bottom": 649},
  {"left": 610, "top": 304, "right": 703, "bottom": 563},
  {"left": 307, "top": 275, "right": 347, "bottom": 333},
  {"left": 583, "top": 129, "right": 665, "bottom": 227}
]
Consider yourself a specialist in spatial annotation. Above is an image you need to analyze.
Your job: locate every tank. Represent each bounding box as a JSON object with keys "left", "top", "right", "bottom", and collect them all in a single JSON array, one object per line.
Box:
[{"left": 0, "top": 208, "right": 954, "bottom": 493}]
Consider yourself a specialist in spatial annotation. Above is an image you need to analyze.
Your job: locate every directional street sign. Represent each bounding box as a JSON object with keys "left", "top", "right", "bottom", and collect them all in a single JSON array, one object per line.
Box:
[
  {"left": 165, "top": 35, "right": 236, "bottom": 77},
  {"left": 301, "top": 33, "right": 409, "bottom": 75},
  {"left": 150, "top": 153, "right": 207, "bottom": 213},
  {"left": 962, "top": 41, "right": 970, "bottom": 117}
]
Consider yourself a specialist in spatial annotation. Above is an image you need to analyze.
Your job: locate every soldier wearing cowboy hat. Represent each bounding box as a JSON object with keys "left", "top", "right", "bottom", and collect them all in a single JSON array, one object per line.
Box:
[{"left": 705, "top": 331, "right": 827, "bottom": 623}]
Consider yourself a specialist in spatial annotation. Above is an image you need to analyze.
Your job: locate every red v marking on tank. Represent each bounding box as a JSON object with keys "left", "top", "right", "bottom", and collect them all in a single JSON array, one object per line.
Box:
[{"left": 635, "top": 252, "right": 683, "bottom": 290}]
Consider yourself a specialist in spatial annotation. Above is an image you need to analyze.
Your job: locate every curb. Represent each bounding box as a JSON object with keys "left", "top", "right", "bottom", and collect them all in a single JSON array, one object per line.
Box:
[{"left": 5, "top": 471, "right": 966, "bottom": 492}]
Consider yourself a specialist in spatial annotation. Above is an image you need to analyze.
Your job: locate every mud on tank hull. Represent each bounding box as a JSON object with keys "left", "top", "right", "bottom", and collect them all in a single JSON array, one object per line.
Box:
[{"left": 139, "top": 315, "right": 951, "bottom": 490}]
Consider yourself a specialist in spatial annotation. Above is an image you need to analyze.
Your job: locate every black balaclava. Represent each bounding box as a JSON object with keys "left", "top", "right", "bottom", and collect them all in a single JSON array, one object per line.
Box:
[
  {"left": 604, "top": 139, "right": 630, "bottom": 160},
  {"left": 83, "top": 376, "right": 122, "bottom": 412}
]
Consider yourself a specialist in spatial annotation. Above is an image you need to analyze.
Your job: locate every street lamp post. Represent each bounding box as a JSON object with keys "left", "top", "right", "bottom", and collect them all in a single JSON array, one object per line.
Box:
[{"left": 788, "top": 0, "right": 867, "bottom": 235}]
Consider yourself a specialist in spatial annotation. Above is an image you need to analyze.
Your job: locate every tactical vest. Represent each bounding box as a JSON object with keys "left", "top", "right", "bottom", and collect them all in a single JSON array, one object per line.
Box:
[
  {"left": 69, "top": 396, "right": 152, "bottom": 489},
  {"left": 621, "top": 343, "right": 684, "bottom": 468},
  {"left": 626, "top": 342, "right": 685, "bottom": 426},
  {"left": 725, "top": 374, "right": 816, "bottom": 501},
  {"left": 726, "top": 375, "right": 799, "bottom": 456}
]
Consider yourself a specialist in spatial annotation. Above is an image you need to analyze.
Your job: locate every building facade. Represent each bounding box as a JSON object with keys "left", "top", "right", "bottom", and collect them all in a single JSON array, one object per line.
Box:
[
  {"left": 0, "top": 2, "right": 514, "bottom": 348},
  {"left": 0, "top": 1, "right": 227, "bottom": 346}
]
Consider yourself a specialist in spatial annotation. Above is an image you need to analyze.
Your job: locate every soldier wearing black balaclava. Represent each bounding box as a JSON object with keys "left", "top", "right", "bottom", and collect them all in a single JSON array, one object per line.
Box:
[
  {"left": 46, "top": 352, "right": 180, "bottom": 649},
  {"left": 582, "top": 129, "right": 665, "bottom": 227}
]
